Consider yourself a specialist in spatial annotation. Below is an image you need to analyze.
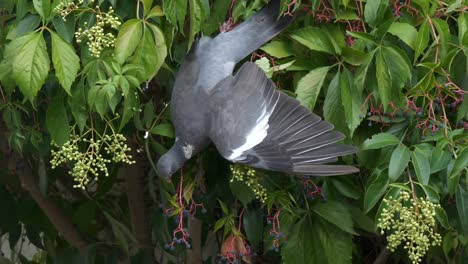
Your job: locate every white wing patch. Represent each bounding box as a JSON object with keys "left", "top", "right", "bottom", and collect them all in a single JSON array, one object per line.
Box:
[{"left": 228, "top": 106, "right": 272, "bottom": 161}]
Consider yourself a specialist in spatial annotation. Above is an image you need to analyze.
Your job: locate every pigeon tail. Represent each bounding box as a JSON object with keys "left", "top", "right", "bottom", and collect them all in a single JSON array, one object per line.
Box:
[{"left": 213, "top": 0, "right": 295, "bottom": 63}]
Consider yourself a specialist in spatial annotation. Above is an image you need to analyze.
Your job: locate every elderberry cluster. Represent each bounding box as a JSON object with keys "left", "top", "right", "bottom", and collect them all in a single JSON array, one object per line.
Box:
[
  {"left": 50, "top": 133, "right": 135, "bottom": 189},
  {"left": 377, "top": 191, "right": 442, "bottom": 264},
  {"left": 75, "top": 6, "right": 121, "bottom": 57},
  {"left": 230, "top": 164, "right": 267, "bottom": 203},
  {"left": 54, "top": 0, "right": 84, "bottom": 19}
]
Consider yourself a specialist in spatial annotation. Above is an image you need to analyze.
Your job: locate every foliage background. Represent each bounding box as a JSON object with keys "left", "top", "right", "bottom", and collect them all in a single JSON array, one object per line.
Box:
[{"left": 0, "top": 0, "right": 467, "bottom": 263}]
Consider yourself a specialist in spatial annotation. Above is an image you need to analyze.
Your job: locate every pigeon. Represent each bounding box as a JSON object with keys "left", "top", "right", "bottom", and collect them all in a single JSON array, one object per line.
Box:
[{"left": 156, "top": 0, "right": 359, "bottom": 179}]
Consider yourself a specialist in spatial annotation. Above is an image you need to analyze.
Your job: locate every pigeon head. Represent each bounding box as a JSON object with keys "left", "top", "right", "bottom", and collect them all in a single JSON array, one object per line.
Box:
[{"left": 156, "top": 141, "right": 191, "bottom": 179}]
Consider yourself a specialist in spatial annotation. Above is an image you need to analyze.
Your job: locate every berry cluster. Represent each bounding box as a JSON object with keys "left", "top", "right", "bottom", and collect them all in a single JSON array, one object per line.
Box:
[
  {"left": 303, "top": 177, "right": 326, "bottom": 201},
  {"left": 267, "top": 210, "right": 287, "bottom": 252},
  {"left": 54, "top": 0, "right": 85, "bottom": 19},
  {"left": 219, "top": 235, "right": 253, "bottom": 264},
  {"left": 162, "top": 174, "right": 206, "bottom": 251},
  {"left": 50, "top": 132, "right": 135, "bottom": 189},
  {"left": 230, "top": 164, "right": 267, "bottom": 204},
  {"left": 75, "top": 6, "right": 121, "bottom": 57},
  {"left": 377, "top": 191, "right": 442, "bottom": 264}
]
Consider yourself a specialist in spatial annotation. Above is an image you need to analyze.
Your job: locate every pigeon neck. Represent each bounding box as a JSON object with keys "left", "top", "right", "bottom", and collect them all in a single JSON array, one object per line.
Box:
[{"left": 167, "top": 141, "right": 189, "bottom": 169}]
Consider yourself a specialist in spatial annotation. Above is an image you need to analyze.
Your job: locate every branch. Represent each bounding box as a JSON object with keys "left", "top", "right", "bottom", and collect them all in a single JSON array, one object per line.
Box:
[
  {"left": 373, "top": 247, "right": 391, "bottom": 264},
  {"left": 11, "top": 153, "right": 89, "bottom": 252},
  {"left": 121, "top": 147, "right": 152, "bottom": 253},
  {"left": 187, "top": 218, "right": 203, "bottom": 264}
]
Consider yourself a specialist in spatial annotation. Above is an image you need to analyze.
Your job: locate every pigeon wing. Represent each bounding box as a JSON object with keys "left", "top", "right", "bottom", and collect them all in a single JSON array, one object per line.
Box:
[{"left": 208, "top": 62, "right": 358, "bottom": 176}]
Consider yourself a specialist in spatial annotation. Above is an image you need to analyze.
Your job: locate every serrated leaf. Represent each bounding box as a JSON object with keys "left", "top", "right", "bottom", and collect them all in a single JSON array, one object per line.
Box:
[
  {"left": 188, "top": 0, "right": 204, "bottom": 49},
  {"left": 364, "top": 170, "right": 389, "bottom": 213},
  {"left": 313, "top": 201, "right": 356, "bottom": 235},
  {"left": 340, "top": 68, "right": 363, "bottom": 137},
  {"left": 364, "top": 0, "right": 389, "bottom": 27},
  {"left": 147, "top": 5, "right": 163, "bottom": 18},
  {"left": 243, "top": 206, "right": 262, "bottom": 248},
  {"left": 323, "top": 72, "right": 348, "bottom": 134},
  {"left": 341, "top": 47, "right": 370, "bottom": 66},
  {"left": 414, "top": 20, "right": 430, "bottom": 61},
  {"left": 458, "top": 13, "right": 467, "bottom": 45},
  {"left": 261, "top": 40, "right": 294, "bottom": 58},
  {"left": 147, "top": 24, "right": 167, "bottom": 79},
  {"left": 455, "top": 186, "right": 468, "bottom": 234},
  {"left": 68, "top": 81, "right": 88, "bottom": 133},
  {"left": 13, "top": 32, "right": 50, "bottom": 101},
  {"left": 151, "top": 123, "right": 174, "bottom": 138},
  {"left": 295, "top": 66, "right": 330, "bottom": 111},
  {"left": 430, "top": 146, "right": 452, "bottom": 174},
  {"left": 46, "top": 95, "right": 69, "bottom": 146},
  {"left": 388, "top": 22, "right": 418, "bottom": 49},
  {"left": 435, "top": 207, "right": 449, "bottom": 229},
  {"left": 361, "top": 133, "right": 400, "bottom": 150},
  {"left": 449, "top": 147, "right": 468, "bottom": 180},
  {"left": 375, "top": 49, "right": 392, "bottom": 111},
  {"left": 119, "top": 91, "right": 139, "bottom": 131},
  {"left": 114, "top": 19, "right": 143, "bottom": 64},
  {"left": 411, "top": 147, "right": 431, "bottom": 185},
  {"left": 130, "top": 28, "right": 157, "bottom": 82},
  {"left": 141, "top": 0, "right": 153, "bottom": 16},
  {"left": 51, "top": 32, "right": 80, "bottom": 94},
  {"left": 33, "top": 0, "right": 50, "bottom": 20},
  {"left": 291, "top": 27, "right": 338, "bottom": 55},
  {"left": 388, "top": 145, "right": 410, "bottom": 181}
]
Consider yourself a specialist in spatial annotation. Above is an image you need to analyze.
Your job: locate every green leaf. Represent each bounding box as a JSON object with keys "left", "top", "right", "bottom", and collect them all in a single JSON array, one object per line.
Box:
[
  {"left": 176, "top": 0, "right": 188, "bottom": 30},
  {"left": 449, "top": 147, "right": 468, "bottom": 181},
  {"left": 375, "top": 49, "right": 392, "bottom": 111},
  {"left": 13, "top": 32, "right": 50, "bottom": 101},
  {"left": 243, "top": 206, "right": 263, "bottom": 248},
  {"left": 150, "top": 123, "right": 174, "bottom": 138},
  {"left": 388, "top": 22, "right": 418, "bottom": 49},
  {"left": 229, "top": 180, "right": 255, "bottom": 206},
  {"left": 411, "top": 147, "right": 431, "bottom": 185},
  {"left": 382, "top": 46, "right": 411, "bottom": 91},
  {"left": 313, "top": 201, "right": 356, "bottom": 235},
  {"left": 341, "top": 47, "right": 371, "bottom": 66},
  {"left": 68, "top": 81, "right": 88, "bottom": 133},
  {"left": 119, "top": 91, "right": 139, "bottom": 131},
  {"left": 147, "top": 5, "right": 163, "bottom": 18},
  {"left": 52, "top": 16, "right": 76, "bottom": 43},
  {"left": 414, "top": 20, "right": 430, "bottom": 61},
  {"left": 291, "top": 27, "right": 338, "bottom": 55},
  {"left": 388, "top": 145, "right": 410, "bottom": 181},
  {"left": 458, "top": 13, "right": 467, "bottom": 45},
  {"left": 46, "top": 95, "right": 69, "bottom": 146},
  {"left": 340, "top": 68, "right": 363, "bottom": 137},
  {"left": 350, "top": 206, "right": 376, "bottom": 233},
  {"left": 163, "top": 0, "right": 177, "bottom": 26},
  {"left": 364, "top": 0, "right": 389, "bottom": 27},
  {"left": 455, "top": 186, "right": 468, "bottom": 234},
  {"left": 33, "top": 0, "right": 50, "bottom": 20},
  {"left": 114, "top": 19, "right": 143, "bottom": 64},
  {"left": 129, "top": 28, "right": 158, "bottom": 82},
  {"left": 51, "top": 32, "right": 80, "bottom": 94},
  {"left": 435, "top": 206, "right": 449, "bottom": 229},
  {"left": 346, "top": 31, "right": 377, "bottom": 44},
  {"left": 147, "top": 24, "right": 168, "bottom": 79},
  {"left": 141, "top": 0, "right": 153, "bottom": 16},
  {"left": 295, "top": 66, "right": 330, "bottom": 111},
  {"left": 364, "top": 170, "right": 389, "bottom": 213},
  {"left": 430, "top": 146, "right": 452, "bottom": 174},
  {"left": 188, "top": 0, "right": 204, "bottom": 49},
  {"left": 261, "top": 40, "right": 294, "bottom": 58},
  {"left": 323, "top": 72, "right": 348, "bottom": 134},
  {"left": 432, "top": 18, "right": 450, "bottom": 58},
  {"left": 361, "top": 133, "right": 400, "bottom": 150}
]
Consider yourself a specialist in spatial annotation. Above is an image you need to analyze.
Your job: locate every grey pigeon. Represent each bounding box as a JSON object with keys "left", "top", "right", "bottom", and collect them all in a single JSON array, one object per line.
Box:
[{"left": 156, "top": 0, "right": 359, "bottom": 178}]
